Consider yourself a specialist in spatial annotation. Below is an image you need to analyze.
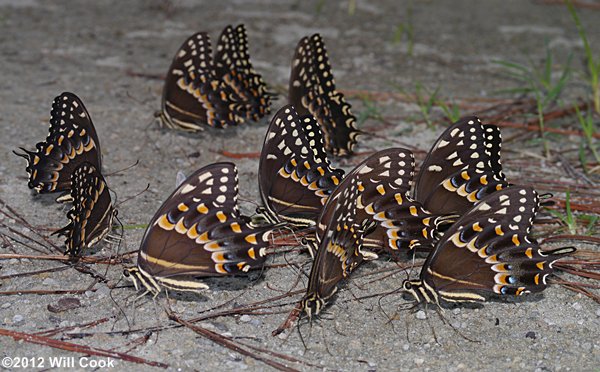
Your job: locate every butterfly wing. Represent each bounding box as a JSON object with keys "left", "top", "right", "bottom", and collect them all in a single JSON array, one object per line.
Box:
[
  {"left": 159, "top": 32, "right": 246, "bottom": 131},
  {"left": 302, "top": 176, "right": 367, "bottom": 317},
  {"left": 15, "top": 92, "right": 102, "bottom": 194},
  {"left": 411, "top": 187, "right": 575, "bottom": 303},
  {"left": 315, "top": 148, "right": 446, "bottom": 252},
  {"left": 52, "top": 163, "right": 115, "bottom": 257},
  {"left": 414, "top": 116, "right": 508, "bottom": 215},
  {"left": 137, "top": 162, "right": 274, "bottom": 283},
  {"left": 289, "top": 34, "right": 360, "bottom": 156},
  {"left": 214, "top": 24, "right": 273, "bottom": 121},
  {"left": 258, "top": 105, "right": 343, "bottom": 227}
]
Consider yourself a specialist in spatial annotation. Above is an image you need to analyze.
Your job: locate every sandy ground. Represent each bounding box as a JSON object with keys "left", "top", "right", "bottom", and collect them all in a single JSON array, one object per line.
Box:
[{"left": 0, "top": 0, "right": 599, "bottom": 371}]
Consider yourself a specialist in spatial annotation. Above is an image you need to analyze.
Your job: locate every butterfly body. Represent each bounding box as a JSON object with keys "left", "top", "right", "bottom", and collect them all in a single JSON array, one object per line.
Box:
[
  {"left": 52, "top": 162, "right": 116, "bottom": 257},
  {"left": 157, "top": 32, "right": 247, "bottom": 131},
  {"left": 414, "top": 116, "right": 508, "bottom": 215},
  {"left": 289, "top": 34, "right": 360, "bottom": 156},
  {"left": 125, "top": 162, "right": 276, "bottom": 296},
  {"left": 258, "top": 105, "right": 343, "bottom": 228},
  {"left": 403, "top": 187, "right": 575, "bottom": 305},
  {"left": 15, "top": 92, "right": 102, "bottom": 194},
  {"left": 214, "top": 24, "right": 273, "bottom": 121}
]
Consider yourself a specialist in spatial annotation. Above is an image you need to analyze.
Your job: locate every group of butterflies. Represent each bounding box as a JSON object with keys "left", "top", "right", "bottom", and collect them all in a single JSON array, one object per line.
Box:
[{"left": 15, "top": 24, "right": 574, "bottom": 323}]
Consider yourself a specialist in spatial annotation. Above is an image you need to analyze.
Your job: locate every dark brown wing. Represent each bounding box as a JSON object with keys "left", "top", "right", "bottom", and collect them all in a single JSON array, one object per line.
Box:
[
  {"left": 289, "top": 34, "right": 360, "bottom": 156},
  {"left": 137, "top": 162, "right": 275, "bottom": 280},
  {"left": 52, "top": 163, "right": 115, "bottom": 257},
  {"left": 316, "top": 148, "right": 448, "bottom": 252},
  {"left": 214, "top": 24, "right": 273, "bottom": 121},
  {"left": 414, "top": 116, "right": 508, "bottom": 215},
  {"left": 414, "top": 187, "right": 575, "bottom": 303},
  {"left": 14, "top": 92, "right": 102, "bottom": 194},
  {"left": 302, "top": 175, "right": 369, "bottom": 318},
  {"left": 258, "top": 105, "right": 343, "bottom": 227},
  {"left": 159, "top": 32, "right": 246, "bottom": 131}
]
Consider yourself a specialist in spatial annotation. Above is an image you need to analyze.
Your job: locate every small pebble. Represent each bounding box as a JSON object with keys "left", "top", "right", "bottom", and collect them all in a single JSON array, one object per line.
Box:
[
  {"left": 42, "top": 278, "right": 58, "bottom": 286},
  {"left": 415, "top": 310, "right": 427, "bottom": 320},
  {"left": 1, "top": 303, "right": 11, "bottom": 309},
  {"left": 526, "top": 331, "right": 536, "bottom": 339},
  {"left": 452, "top": 308, "right": 460, "bottom": 315},
  {"left": 12, "top": 315, "right": 24, "bottom": 324},
  {"left": 572, "top": 302, "right": 582, "bottom": 311},
  {"left": 239, "top": 315, "right": 251, "bottom": 323},
  {"left": 595, "top": 309, "right": 600, "bottom": 317},
  {"left": 414, "top": 358, "right": 424, "bottom": 366},
  {"left": 402, "top": 344, "right": 410, "bottom": 351}
]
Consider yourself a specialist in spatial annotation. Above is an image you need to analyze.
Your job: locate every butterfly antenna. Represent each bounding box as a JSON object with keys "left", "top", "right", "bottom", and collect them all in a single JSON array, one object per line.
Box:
[
  {"left": 108, "top": 276, "right": 133, "bottom": 333},
  {"left": 434, "top": 306, "right": 480, "bottom": 343},
  {"left": 104, "top": 160, "right": 140, "bottom": 178},
  {"left": 297, "top": 315, "right": 308, "bottom": 351},
  {"left": 115, "top": 183, "right": 150, "bottom": 209}
]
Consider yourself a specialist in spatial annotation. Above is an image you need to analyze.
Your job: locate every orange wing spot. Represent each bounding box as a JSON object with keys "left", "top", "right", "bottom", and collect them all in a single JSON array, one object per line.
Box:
[
  {"left": 177, "top": 203, "right": 189, "bottom": 212},
  {"left": 197, "top": 203, "right": 209, "bottom": 214},
  {"left": 317, "top": 167, "right": 325, "bottom": 176},
  {"left": 237, "top": 262, "right": 246, "bottom": 270},
  {"left": 495, "top": 184, "right": 504, "bottom": 191},
  {"left": 157, "top": 215, "right": 175, "bottom": 230},
  {"left": 67, "top": 129, "right": 74, "bottom": 138},
  {"left": 389, "top": 239, "right": 399, "bottom": 250},
  {"left": 534, "top": 273, "right": 540, "bottom": 285},
  {"left": 480, "top": 175, "right": 488, "bottom": 185},
  {"left": 409, "top": 206, "right": 418, "bottom": 216},
  {"left": 248, "top": 247, "right": 256, "bottom": 260},
  {"left": 495, "top": 225, "right": 504, "bottom": 236},
  {"left": 473, "top": 222, "right": 483, "bottom": 232},
  {"left": 216, "top": 211, "right": 227, "bottom": 222},
  {"left": 332, "top": 176, "right": 340, "bottom": 185},
  {"left": 376, "top": 184, "right": 385, "bottom": 195},
  {"left": 422, "top": 228, "right": 429, "bottom": 238},
  {"left": 358, "top": 183, "right": 365, "bottom": 192},
  {"left": 536, "top": 261, "right": 545, "bottom": 270},
  {"left": 187, "top": 223, "right": 199, "bottom": 239},
  {"left": 461, "top": 170, "right": 470, "bottom": 180},
  {"left": 290, "top": 159, "right": 298, "bottom": 167},
  {"left": 525, "top": 247, "right": 533, "bottom": 259},
  {"left": 422, "top": 217, "right": 431, "bottom": 226},
  {"left": 33, "top": 155, "right": 40, "bottom": 165},
  {"left": 205, "top": 241, "right": 220, "bottom": 251},
  {"left": 57, "top": 136, "right": 64, "bottom": 146},
  {"left": 230, "top": 222, "right": 241, "bottom": 233},
  {"left": 45, "top": 144, "right": 54, "bottom": 155},
  {"left": 196, "top": 231, "right": 210, "bottom": 244},
  {"left": 512, "top": 235, "right": 520, "bottom": 246},
  {"left": 215, "top": 263, "right": 227, "bottom": 274},
  {"left": 245, "top": 234, "right": 258, "bottom": 244},
  {"left": 212, "top": 252, "right": 226, "bottom": 263},
  {"left": 515, "top": 287, "right": 525, "bottom": 296},
  {"left": 394, "top": 193, "right": 403, "bottom": 205},
  {"left": 175, "top": 218, "right": 187, "bottom": 234},
  {"left": 303, "top": 161, "right": 310, "bottom": 169}
]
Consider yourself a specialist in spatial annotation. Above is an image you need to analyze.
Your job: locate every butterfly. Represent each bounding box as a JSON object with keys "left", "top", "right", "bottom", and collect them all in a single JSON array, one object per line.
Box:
[
  {"left": 14, "top": 92, "right": 102, "bottom": 195},
  {"left": 156, "top": 32, "right": 248, "bottom": 131},
  {"left": 214, "top": 24, "right": 274, "bottom": 121},
  {"left": 257, "top": 105, "right": 344, "bottom": 228},
  {"left": 315, "top": 148, "right": 452, "bottom": 253},
  {"left": 289, "top": 34, "right": 360, "bottom": 157},
  {"left": 403, "top": 186, "right": 575, "bottom": 305},
  {"left": 52, "top": 162, "right": 116, "bottom": 257},
  {"left": 301, "top": 174, "right": 374, "bottom": 318},
  {"left": 413, "top": 116, "right": 509, "bottom": 215},
  {"left": 124, "top": 162, "right": 277, "bottom": 296}
]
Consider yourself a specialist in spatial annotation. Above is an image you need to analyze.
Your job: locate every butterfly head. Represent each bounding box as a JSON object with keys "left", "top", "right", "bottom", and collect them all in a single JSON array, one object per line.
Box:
[
  {"left": 301, "top": 294, "right": 325, "bottom": 320},
  {"left": 402, "top": 279, "right": 431, "bottom": 304},
  {"left": 123, "top": 267, "right": 161, "bottom": 297}
]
